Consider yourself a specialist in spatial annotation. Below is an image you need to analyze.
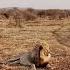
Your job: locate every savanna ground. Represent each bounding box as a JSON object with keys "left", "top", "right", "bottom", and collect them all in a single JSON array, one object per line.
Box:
[{"left": 0, "top": 8, "right": 70, "bottom": 70}]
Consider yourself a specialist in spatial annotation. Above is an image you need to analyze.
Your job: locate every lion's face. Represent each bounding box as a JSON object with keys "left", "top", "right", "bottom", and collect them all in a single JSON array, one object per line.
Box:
[
  {"left": 32, "top": 41, "right": 51, "bottom": 67},
  {"left": 40, "top": 48, "right": 51, "bottom": 65}
]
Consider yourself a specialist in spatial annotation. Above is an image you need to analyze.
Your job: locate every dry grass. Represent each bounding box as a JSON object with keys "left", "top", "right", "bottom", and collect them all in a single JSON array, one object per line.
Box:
[{"left": 0, "top": 8, "right": 70, "bottom": 70}]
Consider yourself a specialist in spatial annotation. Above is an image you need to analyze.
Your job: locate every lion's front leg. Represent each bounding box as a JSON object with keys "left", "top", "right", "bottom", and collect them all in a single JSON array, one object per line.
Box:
[{"left": 30, "top": 64, "right": 36, "bottom": 70}]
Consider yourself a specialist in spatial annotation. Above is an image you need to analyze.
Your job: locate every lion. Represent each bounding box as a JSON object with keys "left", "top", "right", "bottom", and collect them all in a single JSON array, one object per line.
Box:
[
  {"left": 2, "top": 41, "right": 51, "bottom": 70},
  {"left": 30, "top": 41, "right": 51, "bottom": 68}
]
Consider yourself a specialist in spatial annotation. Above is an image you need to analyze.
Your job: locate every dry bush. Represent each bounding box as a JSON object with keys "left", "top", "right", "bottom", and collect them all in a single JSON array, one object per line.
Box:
[
  {"left": 0, "top": 8, "right": 70, "bottom": 20},
  {"left": 0, "top": 8, "right": 37, "bottom": 27},
  {"left": 36, "top": 9, "right": 70, "bottom": 19},
  {"left": 36, "top": 10, "right": 46, "bottom": 18},
  {"left": 22, "top": 10, "right": 37, "bottom": 21}
]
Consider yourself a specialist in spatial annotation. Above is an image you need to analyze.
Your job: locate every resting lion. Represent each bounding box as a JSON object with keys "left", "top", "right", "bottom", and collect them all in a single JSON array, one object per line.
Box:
[
  {"left": 30, "top": 42, "right": 51, "bottom": 68},
  {"left": 1, "top": 41, "right": 51, "bottom": 70}
]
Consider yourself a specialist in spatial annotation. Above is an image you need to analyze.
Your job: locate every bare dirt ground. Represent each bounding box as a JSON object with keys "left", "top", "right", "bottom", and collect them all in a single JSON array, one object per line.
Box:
[{"left": 0, "top": 18, "right": 70, "bottom": 70}]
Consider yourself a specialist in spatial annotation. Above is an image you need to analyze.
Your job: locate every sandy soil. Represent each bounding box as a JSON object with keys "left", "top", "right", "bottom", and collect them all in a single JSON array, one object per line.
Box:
[{"left": 0, "top": 18, "right": 70, "bottom": 70}]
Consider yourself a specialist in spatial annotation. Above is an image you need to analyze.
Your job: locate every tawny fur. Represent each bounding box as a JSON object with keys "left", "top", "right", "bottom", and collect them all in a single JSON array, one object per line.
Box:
[
  {"left": 40, "top": 49, "right": 51, "bottom": 65},
  {"left": 31, "top": 42, "right": 51, "bottom": 67}
]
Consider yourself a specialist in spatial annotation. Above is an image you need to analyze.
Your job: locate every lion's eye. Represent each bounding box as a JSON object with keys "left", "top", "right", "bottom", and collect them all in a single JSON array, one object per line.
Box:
[{"left": 44, "top": 51, "right": 48, "bottom": 56}]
